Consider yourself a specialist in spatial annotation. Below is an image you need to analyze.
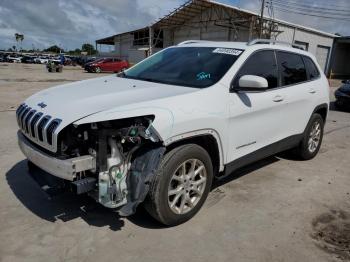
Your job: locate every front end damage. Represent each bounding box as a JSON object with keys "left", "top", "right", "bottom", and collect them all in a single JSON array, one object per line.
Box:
[{"left": 19, "top": 115, "right": 165, "bottom": 216}]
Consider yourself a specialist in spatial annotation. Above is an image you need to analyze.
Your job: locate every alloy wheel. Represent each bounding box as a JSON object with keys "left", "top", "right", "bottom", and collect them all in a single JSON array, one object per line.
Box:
[
  {"left": 308, "top": 121, "right": 321, "bottom": 153},
  {"left": 167, "top": 159, "right": 207, "bottom": 215}
]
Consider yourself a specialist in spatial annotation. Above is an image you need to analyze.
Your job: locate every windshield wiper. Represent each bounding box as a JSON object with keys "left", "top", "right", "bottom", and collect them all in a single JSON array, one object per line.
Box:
[{"left": 117, "top": 71, "right": 126, "bottom": 78}]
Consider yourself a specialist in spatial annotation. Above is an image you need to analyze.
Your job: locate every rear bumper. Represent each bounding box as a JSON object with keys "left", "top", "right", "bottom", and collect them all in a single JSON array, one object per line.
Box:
[{"left": 17, "top": 131, "right": 96, "bottom": 181}]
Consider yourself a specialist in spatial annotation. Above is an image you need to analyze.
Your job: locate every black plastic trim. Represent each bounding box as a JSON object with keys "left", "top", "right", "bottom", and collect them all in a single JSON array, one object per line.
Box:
[{"left": 221, "top": 134, "right": 303, "bottom": 178}]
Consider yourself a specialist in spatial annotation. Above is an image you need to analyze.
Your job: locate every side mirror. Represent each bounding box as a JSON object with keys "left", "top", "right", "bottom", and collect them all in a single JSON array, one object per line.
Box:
[{"left": 236, "top": 75, "right": 268, "bottom": 91}]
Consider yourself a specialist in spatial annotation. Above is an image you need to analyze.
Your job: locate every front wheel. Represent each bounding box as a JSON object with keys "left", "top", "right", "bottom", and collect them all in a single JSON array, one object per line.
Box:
[
  {"left": 95, "top": 67, "right": 101, "bottom": 73},
  {"left": 145, "top": 144, "right": 213, "bottom": 226},
  {"left": 295, "top": 113, "right": 324, "bottom": 160}
]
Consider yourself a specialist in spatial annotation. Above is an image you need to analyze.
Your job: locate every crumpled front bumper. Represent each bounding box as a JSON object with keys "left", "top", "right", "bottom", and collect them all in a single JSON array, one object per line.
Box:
[{"left": 17, "top": 131, "right": 96, "bottom": 181}]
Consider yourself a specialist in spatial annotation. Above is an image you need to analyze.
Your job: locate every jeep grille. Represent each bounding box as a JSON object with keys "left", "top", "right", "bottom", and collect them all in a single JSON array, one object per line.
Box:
[{"left": 16, "top": 103, "right": 61, "bottom": 152}]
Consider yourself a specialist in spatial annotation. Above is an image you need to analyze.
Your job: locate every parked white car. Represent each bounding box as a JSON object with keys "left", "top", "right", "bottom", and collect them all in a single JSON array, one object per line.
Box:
[
  {"left": 7, "top": 56, "right": 22, "bottom": 63},
  {"left": 16, "top": 39, "right": 329, "bottom": 225},
  {"left": 34, "top": 57, "right": 49, "bottom": 64}
]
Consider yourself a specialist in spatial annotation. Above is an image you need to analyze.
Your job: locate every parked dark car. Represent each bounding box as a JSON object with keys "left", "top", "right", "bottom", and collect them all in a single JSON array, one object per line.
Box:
[
  {"left": 81, "top": 57, "right": 97, "bottom": 67},
  {"left": 84, "top": 57, "right": 129, "bottom": 73},
  {"left": 21, "top": 56, "right": 36, "bottom": 64},
  {"left": 335, "top": 80, "right": 350, "bottom": 109}
]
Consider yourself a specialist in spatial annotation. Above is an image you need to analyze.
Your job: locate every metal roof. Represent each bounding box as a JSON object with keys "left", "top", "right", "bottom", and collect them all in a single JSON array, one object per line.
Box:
[
  {"left": 154, "top": 0, "right": 336, "bottom": 38},
  {"left": 96, "top": 0, "right": 336, "bottom": 44},
  {"left": 96, "top": 27, "right": 148, "bottom": 45}
]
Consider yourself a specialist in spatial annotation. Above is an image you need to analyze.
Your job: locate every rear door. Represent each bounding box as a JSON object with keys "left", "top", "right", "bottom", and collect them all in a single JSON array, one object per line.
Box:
[{"left": 275, "top": 51, "right": 314, "bottom": 137}]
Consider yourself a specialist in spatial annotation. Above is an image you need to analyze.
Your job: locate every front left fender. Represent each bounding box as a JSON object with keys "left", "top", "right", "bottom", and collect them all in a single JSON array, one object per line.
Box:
[{"left": 73, "top": 106, "right": 175, "bottom": 142}]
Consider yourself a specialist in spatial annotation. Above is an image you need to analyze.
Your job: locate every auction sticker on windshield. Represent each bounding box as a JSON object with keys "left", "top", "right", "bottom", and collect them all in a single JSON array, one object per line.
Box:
[{"left": 213, "top": 48, "right": 243, "bottom": 56}]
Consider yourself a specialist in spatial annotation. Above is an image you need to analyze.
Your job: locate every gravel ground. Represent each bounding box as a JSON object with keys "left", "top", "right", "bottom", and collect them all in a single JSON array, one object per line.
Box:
[{"left": 0, "top": 63, "right": 349, "bottom": 262}]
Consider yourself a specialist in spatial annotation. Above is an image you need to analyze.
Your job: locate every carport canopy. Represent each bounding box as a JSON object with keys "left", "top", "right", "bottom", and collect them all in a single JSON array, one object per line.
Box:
[{"left": 330, "top": 37, "right": 350, "bottom": 79}]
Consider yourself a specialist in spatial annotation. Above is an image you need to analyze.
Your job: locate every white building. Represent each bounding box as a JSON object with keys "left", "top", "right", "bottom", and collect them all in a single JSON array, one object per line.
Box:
[{"left": 96, "top": 0, "right": 336, "bottom": 73}]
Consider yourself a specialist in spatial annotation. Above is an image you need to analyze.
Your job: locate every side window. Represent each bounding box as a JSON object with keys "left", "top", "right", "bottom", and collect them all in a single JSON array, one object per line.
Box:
[
  {"left": 277, "top": 52, "right": 307, "bottom": 86},
  {"left": 303, "top": 56, "right": 320, "bottom": 80},
  {"left": 233, "top": 50, "right": 278, "bottom": 89}
]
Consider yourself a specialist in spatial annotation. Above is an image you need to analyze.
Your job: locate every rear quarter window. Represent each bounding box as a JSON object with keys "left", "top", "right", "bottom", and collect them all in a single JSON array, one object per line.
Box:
[{"left": 303, "top": 56, "right": 320, "bottom": 80}]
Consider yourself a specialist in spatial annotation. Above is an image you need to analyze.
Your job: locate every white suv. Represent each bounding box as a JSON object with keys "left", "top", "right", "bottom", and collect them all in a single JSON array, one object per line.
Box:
[{"left": 16, "top": 39, "right": 329, "bottom": 225}]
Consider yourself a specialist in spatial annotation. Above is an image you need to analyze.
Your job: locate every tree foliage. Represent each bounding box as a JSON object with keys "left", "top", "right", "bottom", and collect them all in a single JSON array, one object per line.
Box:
[
  {"left": 81, "top": 43, "right": 97, "bottom": 55},
  {"left": 44, "top": 45, "right": 63, "bottom": 53}
]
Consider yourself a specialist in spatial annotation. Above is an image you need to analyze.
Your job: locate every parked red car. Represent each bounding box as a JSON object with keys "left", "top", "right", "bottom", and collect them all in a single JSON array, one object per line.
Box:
[{"left": 85, "top": 58, "right": 129, "bottom": 73}]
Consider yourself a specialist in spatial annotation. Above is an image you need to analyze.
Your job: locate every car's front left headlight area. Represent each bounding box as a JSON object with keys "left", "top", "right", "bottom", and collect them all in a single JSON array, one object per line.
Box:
[{"left": 56, "top": 115, "right": 165, "bottom": 215}]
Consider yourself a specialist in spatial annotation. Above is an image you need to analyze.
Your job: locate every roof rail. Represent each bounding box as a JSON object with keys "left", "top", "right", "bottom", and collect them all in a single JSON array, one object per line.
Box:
[
  {"left": 177, "top": 40, "right": 214, "bottom": 45},
  {"left": 247, "top": 39, "right": 292, "bottom": 46},
  {"left": 247, "top": 38, "right": 306, "bottom": 50}
]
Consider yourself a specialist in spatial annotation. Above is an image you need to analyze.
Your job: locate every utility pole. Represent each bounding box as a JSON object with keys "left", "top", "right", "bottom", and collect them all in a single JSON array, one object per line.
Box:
[
  {"left": 259, "top": 0, "right": 266, "bottom": 38},
  {"left": 148, "top": 26, "right": 153, "bottom": 56}
]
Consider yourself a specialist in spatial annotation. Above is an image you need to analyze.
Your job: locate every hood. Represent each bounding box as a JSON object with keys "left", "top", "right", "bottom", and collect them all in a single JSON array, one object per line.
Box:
[
  {"left": 338, "top": 84, "right": 350, "bottom": 95},
  {"left": 24, "top": 75, "right": 197, "bottom": 127}
]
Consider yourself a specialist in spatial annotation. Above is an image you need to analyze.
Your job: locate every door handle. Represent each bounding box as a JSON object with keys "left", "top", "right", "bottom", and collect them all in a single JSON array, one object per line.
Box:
[
  {"left": 309, "top": 88, "right": 316, "bottom": 94},
  {"left": 273, "top": 95, "right": 284, "bottom": 102}
]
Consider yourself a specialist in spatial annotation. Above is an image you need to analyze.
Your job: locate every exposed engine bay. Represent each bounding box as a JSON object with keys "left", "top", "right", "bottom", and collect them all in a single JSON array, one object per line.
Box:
[{"left": 49, "top": 116, "right": 165, "bottom": 216}]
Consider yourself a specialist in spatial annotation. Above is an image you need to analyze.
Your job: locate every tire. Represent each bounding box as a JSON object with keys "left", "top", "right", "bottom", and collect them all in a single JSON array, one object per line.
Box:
[
  {"left": 335, "top": 100, "right": 345, "bottom": 110},
  {"left": 144, "top": 144, "right": 213, "bottom": 226},
  {"left": 295, "top": 113, "right": 324, "bottom": 160},
  {"left": 95, "top": 67, "right": 101, "bottom": 73}
]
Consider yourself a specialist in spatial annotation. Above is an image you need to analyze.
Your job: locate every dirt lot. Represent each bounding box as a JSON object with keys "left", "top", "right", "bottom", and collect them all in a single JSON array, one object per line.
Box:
[{"left": 0, "top": 63, "right": 349, "bottom": 262}]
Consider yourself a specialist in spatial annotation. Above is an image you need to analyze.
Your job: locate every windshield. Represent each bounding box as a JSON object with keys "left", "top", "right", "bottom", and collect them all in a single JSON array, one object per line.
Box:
[{"left": 122, "top": 47, "right": 243, "bottom": 88}]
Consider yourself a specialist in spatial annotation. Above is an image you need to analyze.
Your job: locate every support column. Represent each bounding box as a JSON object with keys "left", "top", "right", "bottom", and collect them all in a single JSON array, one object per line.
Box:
[{"left": 149, "top": 26, "right": 153, "bottom": 56}]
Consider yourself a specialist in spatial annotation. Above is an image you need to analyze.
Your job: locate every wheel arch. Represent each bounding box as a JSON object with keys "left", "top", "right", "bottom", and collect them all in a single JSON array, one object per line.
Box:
[
  {"left": 313, "top": 103, "right": 328, "bottom": 123},
  {"left": 164, "top": 130, "right": 224, "bottom": 176}
]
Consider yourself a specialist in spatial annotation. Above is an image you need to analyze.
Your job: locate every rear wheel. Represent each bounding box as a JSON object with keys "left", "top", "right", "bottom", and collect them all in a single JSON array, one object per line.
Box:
[
  {"left": 335, "top": 99, "right": 345, "bottom": 109},
  {"left": 295, "top": 113, "right": 324, "bottom": 160},
  {"left": 145, "top": 144, "right": 213, "bottom": 226}
]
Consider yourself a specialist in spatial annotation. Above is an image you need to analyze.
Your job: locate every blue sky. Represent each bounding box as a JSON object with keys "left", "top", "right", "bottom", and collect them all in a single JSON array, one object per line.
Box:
[{"left": 0, "top": 0, "right": 349, "bottom": 51}]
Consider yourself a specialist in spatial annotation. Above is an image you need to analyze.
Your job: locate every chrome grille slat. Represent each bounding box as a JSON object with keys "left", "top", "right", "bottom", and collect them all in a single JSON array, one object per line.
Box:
[
  {"left": 37, "top": 116, "right": 51, "bottom": 142},
  {"left": 34, "top": 114, "right": 45, "bottom": 142},
  {"left": 24, "top": 110, "right": 36, "bottom": 134},
  {"left": 18, "top": 105, "right": 28, "bottom": 129},
  {"left": 16, "top": 104, "right": 25, "bottom": 126},
  {"left": 21, "top": 107, "right": 31, "bottom": 131},
  {"left": 42, "top": 116, "right": 52, "bottom": 144},
  {"left": 46, "top": 119, "right": 61, "bottom": 145},
  {"left": 15, "top": 103, "right": 61, "bottom": 152},
  {"left": 30, "top": 112, "right": 42, "bottom": 138}
]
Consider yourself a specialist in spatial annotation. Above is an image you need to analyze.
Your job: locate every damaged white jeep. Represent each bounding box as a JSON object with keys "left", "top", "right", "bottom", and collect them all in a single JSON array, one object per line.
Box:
[{"left": 17, "top": 39, "right": 329, "bottom": 225}]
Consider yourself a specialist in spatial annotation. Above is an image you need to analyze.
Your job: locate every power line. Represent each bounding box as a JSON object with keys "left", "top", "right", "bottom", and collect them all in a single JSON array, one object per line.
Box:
[
  {"left": 268, "top": 0, "right": 350, "bottom": 9},
  {"left": 270, "top": 3, "right": 350, "bottom": 17},
  {"left": 267, "top": 0, "right": 350, "bottom": 14},
  {"left": 273, "top": 6, "right": 350, "bottom": 21}
]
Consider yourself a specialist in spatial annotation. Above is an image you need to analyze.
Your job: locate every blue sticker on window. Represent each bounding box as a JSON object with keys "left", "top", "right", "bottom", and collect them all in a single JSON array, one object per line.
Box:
[{"left": 197, "top": 72, "right": 211, "bottom": 80}]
